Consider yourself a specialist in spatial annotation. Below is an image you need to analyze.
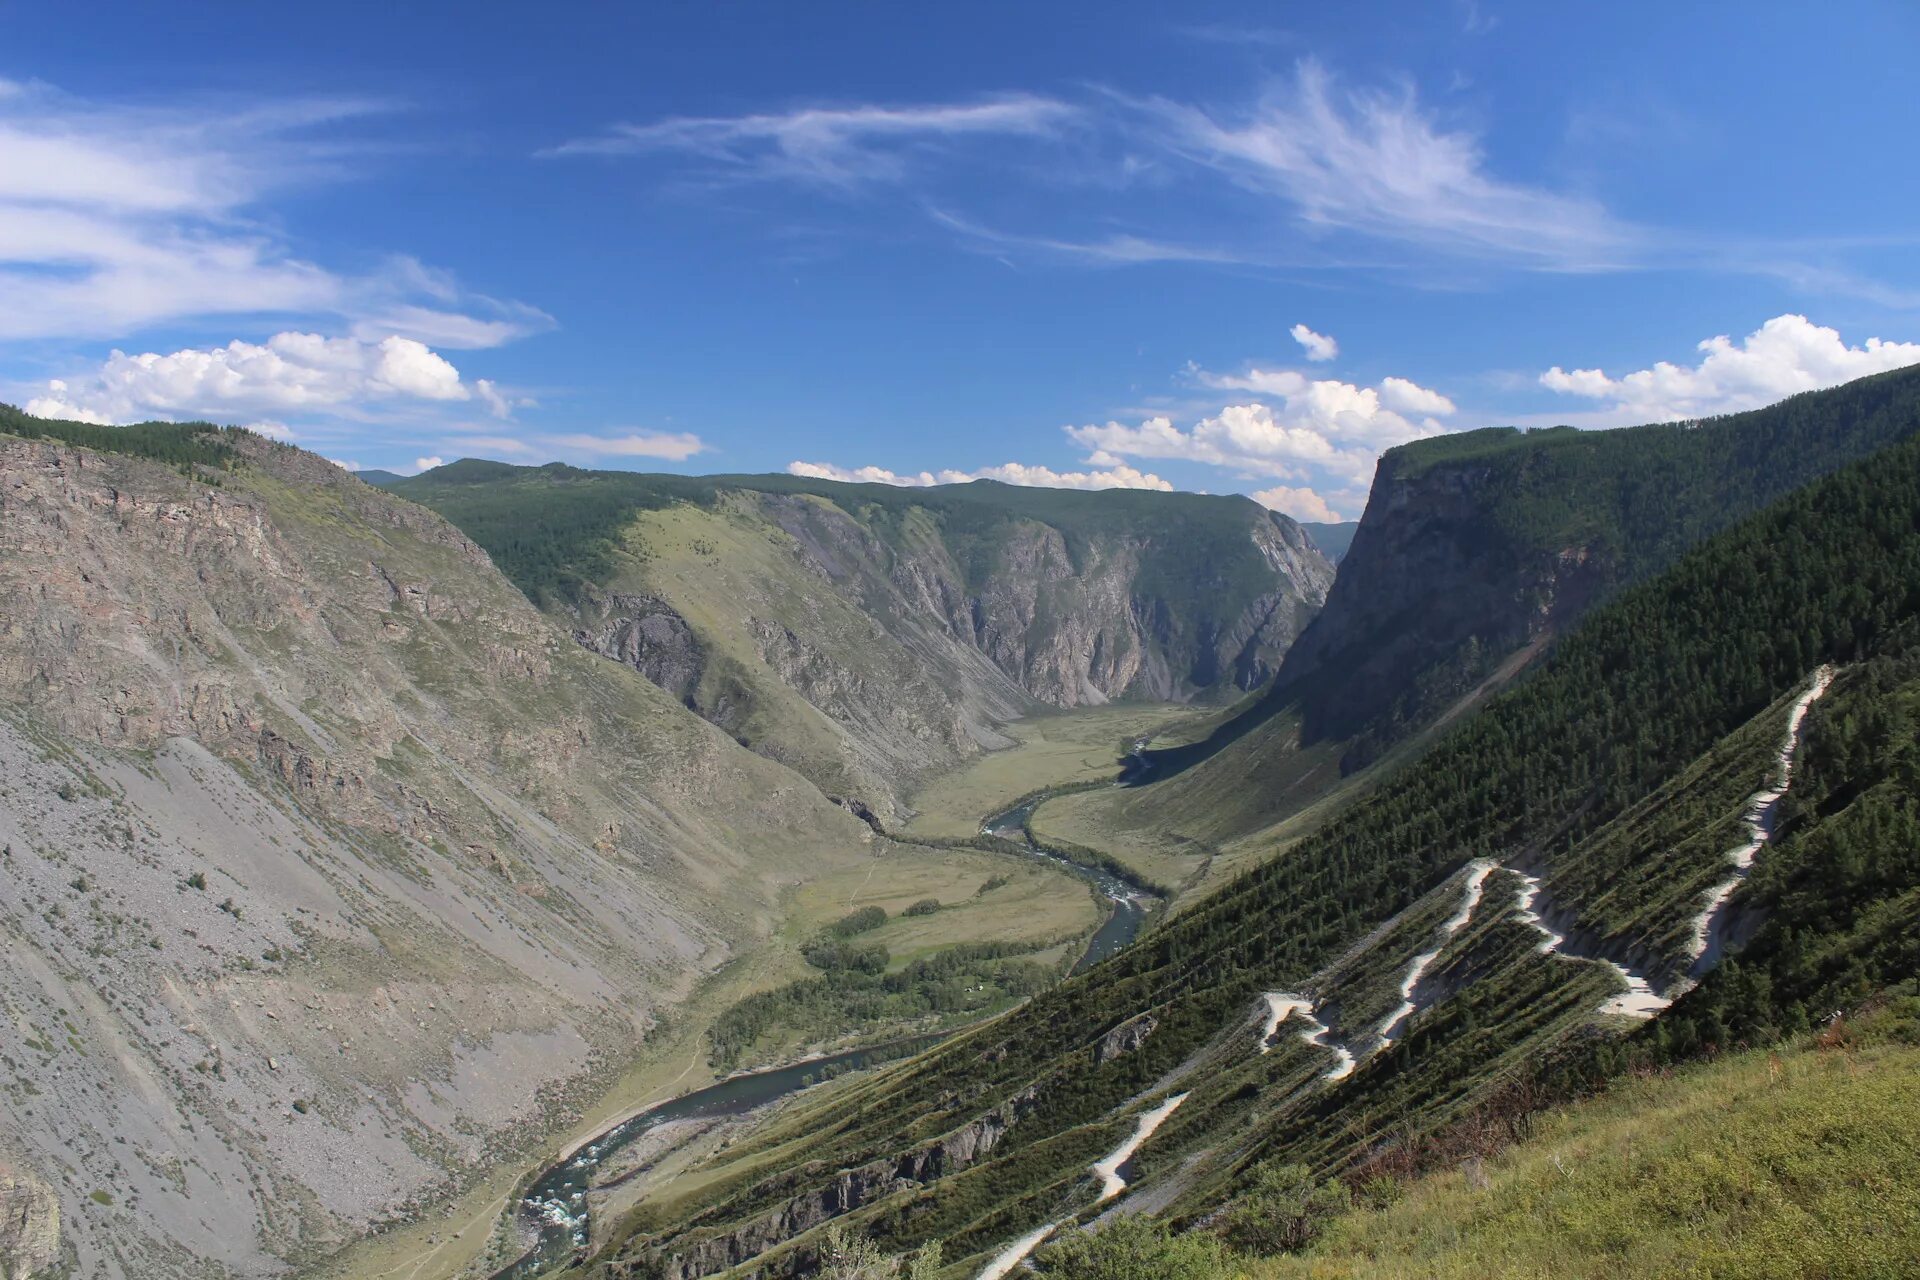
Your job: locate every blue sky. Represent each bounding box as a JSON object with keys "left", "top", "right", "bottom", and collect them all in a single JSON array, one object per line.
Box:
[{"left": 5, "top": 1, "right": 1919, "bottom": 520}]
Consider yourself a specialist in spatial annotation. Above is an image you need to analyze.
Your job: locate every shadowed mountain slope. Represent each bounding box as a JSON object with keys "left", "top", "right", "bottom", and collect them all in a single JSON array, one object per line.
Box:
[{"left": 1108, "top": 363, "right": 1920, "bottom": 850}]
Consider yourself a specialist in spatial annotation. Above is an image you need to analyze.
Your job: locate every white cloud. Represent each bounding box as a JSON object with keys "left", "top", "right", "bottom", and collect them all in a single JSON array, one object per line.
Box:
[
  {"left": 1540, "top": 314, "right": 1920, "bottom": 423},
  {"left": 0, "top": 80, "right": 547, "bottom": 344},
  {"left": 786, "top": 459, "right": 1172, "bottom": 491},
  {"left": 473, "top": 379, "right": 512, "bottom": 419},
  {"left": 1290, "top": 323, "right": 1338, "bottom": 362},
  {"left": 1378, "top": 376, "right": 1456, "bottom": 416},
  {"left": 553, "top": 96, "right": 1075, "bottom": 187},
  {"left": 1195, "top": 364, "right": 1308, "bottom": 397},
  {"left": 23, "top": 332, "right": 506, "bottom": 424},
  {"left": 1251, "top": 485, "right": 1342, "bottom": 523},
  {"left": 410, "top": 456, "right": 445, "bottom": 474},
  {"left": 243, "top": 420, "right": 296, "bottom": 442},
  {"left": 1142, "top": 61, "right": 1633, "bottom": 270},
  {"left": 548, "top": 431, "right": 709, "bottom": 461},
  {"left": 1074, "top": 370, "right": 1455, "bottom": 486}
]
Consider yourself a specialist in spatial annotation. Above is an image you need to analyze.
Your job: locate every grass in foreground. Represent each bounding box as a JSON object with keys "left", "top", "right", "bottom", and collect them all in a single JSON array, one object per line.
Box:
[{"left": 1251, "top": 1027, "right": 1920, "bottom": 1279}]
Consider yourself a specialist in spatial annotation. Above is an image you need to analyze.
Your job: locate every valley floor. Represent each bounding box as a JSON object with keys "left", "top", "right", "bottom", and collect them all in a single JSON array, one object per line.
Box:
[
  {"left": 310, "top": 705, "right": 1192, "bottom": 1280},
  {"left": 900, "top": 702, "right": 1213, "bottom": 843}
]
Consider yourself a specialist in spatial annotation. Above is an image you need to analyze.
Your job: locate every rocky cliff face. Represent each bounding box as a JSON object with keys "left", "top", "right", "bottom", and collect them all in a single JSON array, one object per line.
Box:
[
  {"left": 0, "top": 1161, "right": 59, "bottom": 1280},
  {"left": 558, "top": 486, "right": 1331, "bottom": 819},
  {"left": 0, "top": 432, "right": 869, "bottom": 1278},
  {"left": 1275, "top": 449, "right": 1606, "bottom": 764},
  {"left": 620, "top": 1085, "right": 1043, "bottom": 1280}
]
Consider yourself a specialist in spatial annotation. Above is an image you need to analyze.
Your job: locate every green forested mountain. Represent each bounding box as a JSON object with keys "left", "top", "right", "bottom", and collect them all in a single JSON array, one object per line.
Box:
[
  {"left": 1288, "top": 365, "right": 1920, "bottom": 758},
  {"left": 1115, "top": 365, "right": 1920, "bottom": 859},
  {"left": 390, "top": 461, "right": 1333, "bottom": 819},
  {"left": 585, "top": 426, "right": 1920, "bottom": 1279}
]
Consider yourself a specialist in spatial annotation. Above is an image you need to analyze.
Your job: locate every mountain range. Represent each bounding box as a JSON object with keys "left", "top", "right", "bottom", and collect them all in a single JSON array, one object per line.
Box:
[{"left": 2, "top": 368, "right": 1918, "bottom": 1279}]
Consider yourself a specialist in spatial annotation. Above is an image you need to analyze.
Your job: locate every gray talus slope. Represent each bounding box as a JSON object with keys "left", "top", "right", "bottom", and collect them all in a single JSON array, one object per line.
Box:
[{"left": 0, "top": 432, "right": 869, "bottom": 1278}]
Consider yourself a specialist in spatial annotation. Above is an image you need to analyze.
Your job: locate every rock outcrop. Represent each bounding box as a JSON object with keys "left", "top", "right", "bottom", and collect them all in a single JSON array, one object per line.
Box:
[
  {"left": 0, "top": 1161, "right": 59, "bottom": 1280},
  {"left": 1273, "top": 447, "right": 1606, "bottom": 765},
  {"left": 618, "top": 1086, "right": 1044, "bottom": 1280}
]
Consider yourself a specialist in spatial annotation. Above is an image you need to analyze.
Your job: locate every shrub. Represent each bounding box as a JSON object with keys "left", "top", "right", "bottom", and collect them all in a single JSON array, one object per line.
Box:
[
  {"left": 904, "top": 898, "right": 941, "bottom": 917},
  {"left": 1031, "top": 1216, "right": 1229, "bottom": 1279},
  {"left": 819, "top": 1224, "right": 942, "bottom": 1279},
  {"left": 1220, "top": 1162, "right": 1351, "bottom": 1255},
  {"left": 829, "top": 906, "right": 888, "bottom": 938}
]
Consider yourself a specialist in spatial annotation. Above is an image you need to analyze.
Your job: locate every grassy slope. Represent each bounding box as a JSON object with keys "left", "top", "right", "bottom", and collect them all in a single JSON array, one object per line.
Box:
[
  {"left": 600, "top": 499, "right": 1008, "bottom": 813},
  {"left": 1257, "top": 1030, "right": 1920, "bottom": 1280},
  {"left": 393, "top": 462, "right": 1323, "bottom": 824}
]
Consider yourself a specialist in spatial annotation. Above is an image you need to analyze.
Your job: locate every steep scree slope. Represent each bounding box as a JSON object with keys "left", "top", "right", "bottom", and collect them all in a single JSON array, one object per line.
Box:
[{"left": 0, "top": 423, "right": 871, "bottom": 1278}]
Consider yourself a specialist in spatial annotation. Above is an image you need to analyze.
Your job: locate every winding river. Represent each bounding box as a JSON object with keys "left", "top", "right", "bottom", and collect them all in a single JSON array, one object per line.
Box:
[
  {"left": 491, "top": 752, "right": 1160, "bottom": 1278},
  {"left": 489, "top": 1037, "right": 938, "bottom": 1279},
  {"left": 979, "top": 797, "right": 1156, "bottom": 973}
]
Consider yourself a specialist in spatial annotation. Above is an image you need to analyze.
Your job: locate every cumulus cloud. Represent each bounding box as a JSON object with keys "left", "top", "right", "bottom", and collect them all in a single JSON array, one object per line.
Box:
[
  {"left": 1251, "top": 485, "right": 1343, "bottom": 523},
  {"left": 1540, "top": 314, "right": 1920, "bottom": 423},
  {"left": 23, "top": 332, "right": 506, "bottom": 424},
  {"left": 1290, "top": 323, "right": 1338, "bottom": 362},
  {"left": 1378, "top": 376, "right": 1456, "bottom": 416},
  {"left": 553, "top": 96, "right": 1075, "bottom": 187},
  {"left": 0, "top": 79, "right": 548, "bottom": 344},
  {"left": 786, "top": 459, "right": 1172, "bottom": 491},
  {"left": 1073, "top": 370, "right": 1454, "bottom": 486},
  {"left": 410, "top": 456, "right": 445, "bottom": 474}
]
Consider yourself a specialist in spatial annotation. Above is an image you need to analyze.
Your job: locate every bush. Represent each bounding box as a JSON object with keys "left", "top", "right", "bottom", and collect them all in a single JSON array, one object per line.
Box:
[
  {"left": 1221, "top": 1162, "right": 1351, "bottom": 1255},
  {"left": 802, "top": 939, "right": 891, "bottom": 975},
  {"left": 819, "top": 1225, "right": 942, "bottom": 1280},
  {"left": 976, "top": 875, "right": 1011, "bottom": 896},
  {"left": 904, "top": 898, "right": 941, "bottom": 917},
  {"left": 829, "top": 906, "right": 888, "bottom": 938},
  {"left": 1031, "top": 1216, "right": 1230, "bottom": 1279}
]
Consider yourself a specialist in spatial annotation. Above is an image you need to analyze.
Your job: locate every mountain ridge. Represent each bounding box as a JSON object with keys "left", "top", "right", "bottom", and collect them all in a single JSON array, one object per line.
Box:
[{"left": 391, "top": 462, "right": 1334, "bottom": 819}]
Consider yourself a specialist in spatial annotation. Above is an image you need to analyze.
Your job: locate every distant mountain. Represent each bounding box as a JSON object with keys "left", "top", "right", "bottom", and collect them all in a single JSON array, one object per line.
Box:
[
  {"left": 351, "top": 467, "right": 407, "bottom": 487},
  {"left": 1299, "top": 520, "right": 1358, "bottom": 562},
  {"left": 1130, "top": 364, "right": 1920, "bottom": 846},
  {"left": 391, "top": 465, "right": 1334, "bottom": 819}
]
